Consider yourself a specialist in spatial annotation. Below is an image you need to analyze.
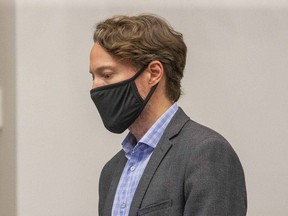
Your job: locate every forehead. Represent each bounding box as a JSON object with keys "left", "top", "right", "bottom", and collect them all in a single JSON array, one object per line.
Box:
[
  {"left": 90, "top": 43, "right": 118, "bottom": 69},
  {"left": 89, "top": 43, "right": 138, "bottom": 74}
]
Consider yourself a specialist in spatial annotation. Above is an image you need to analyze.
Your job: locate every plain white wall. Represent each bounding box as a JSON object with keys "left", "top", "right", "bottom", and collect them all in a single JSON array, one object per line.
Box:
[{"left": 1, "top": 0, "right": 286, "bottom": 216}]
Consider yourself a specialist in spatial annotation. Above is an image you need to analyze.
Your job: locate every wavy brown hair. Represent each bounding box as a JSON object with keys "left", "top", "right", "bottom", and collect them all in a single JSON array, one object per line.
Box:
[{"left": 93, "top": 14, "right": 187, "bottom": 102}]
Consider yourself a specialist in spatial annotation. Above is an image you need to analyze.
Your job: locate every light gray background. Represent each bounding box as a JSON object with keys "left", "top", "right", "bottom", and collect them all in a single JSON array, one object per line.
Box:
[{"left": 1, "top": 0, "right": 288, "bottom": 215}]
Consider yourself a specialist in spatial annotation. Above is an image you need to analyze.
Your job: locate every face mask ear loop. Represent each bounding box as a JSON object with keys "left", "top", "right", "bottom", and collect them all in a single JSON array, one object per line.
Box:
[
  {"left": 134, "top": 62, "right": 158, "bottom": 103},
  {"left": 144, "top": 83, "right": 158, "bottom": 103},
  {"left": 132, "top": 83, "right": 158, "bottom": 121},
  {"left": 131, "top": 64, "right": 149, "bottom": 81}
]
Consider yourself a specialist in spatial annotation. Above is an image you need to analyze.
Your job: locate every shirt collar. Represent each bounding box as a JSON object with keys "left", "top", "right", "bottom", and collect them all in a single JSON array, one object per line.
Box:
[{"left": 122, "top": 103, "right": 178, "bottom": 154}]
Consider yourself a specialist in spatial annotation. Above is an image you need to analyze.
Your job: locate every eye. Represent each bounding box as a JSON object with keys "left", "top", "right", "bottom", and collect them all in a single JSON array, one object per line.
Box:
[{"left": 103, "top": 72, "right": 113, "bottom": 80}]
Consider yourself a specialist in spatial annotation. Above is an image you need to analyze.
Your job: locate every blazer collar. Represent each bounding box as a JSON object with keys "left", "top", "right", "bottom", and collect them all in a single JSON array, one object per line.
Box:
[{"left": 128, "top": 107, "right": 190, "bottom": 216}]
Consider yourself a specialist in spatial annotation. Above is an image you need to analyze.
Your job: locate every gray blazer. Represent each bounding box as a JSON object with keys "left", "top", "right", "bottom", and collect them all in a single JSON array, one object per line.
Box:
[{"left": 99, "top": 108, "right": 247, "bottom": 216}]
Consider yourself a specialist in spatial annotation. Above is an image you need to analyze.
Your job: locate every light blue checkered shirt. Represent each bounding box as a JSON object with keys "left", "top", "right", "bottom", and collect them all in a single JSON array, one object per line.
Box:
[{"left": 111, "top": 103, "right": 178, "bottom": 216}]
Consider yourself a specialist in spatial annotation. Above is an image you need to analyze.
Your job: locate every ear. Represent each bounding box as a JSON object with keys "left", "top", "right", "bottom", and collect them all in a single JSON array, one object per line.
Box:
[{"left": 146, "top": 60, "right": 164, "bottom": 86}]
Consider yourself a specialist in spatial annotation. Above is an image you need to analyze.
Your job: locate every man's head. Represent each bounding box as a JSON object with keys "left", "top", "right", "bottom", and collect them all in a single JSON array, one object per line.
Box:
[{"left": 93, "top": 14, "right": 187, "bottom": 102}]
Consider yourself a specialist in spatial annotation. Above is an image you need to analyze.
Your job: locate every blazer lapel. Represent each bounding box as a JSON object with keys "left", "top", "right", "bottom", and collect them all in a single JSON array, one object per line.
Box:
[{"left": 128, "top": 107, "right": 190, "bottom": 216}]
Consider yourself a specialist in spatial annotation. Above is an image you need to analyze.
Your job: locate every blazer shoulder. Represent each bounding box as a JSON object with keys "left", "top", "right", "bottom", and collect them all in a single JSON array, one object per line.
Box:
[
  {"left": 171, "top": 109, "right": 241, "bottom": 164},
  {"left": 183, "top": 119, "right": 228, "bottom": 143},
  {"left": 171, "top": 107, "right": 229, "bottom": 144}
]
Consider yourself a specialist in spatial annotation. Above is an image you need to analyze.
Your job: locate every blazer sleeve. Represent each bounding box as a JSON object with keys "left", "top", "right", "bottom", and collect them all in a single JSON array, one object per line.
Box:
[{"left": 183, "top": 137, "right": 247, "bottom": 216}]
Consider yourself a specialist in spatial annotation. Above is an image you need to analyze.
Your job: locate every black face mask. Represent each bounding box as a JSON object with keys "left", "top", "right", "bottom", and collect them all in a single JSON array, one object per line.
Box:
[{"left": 90, "top": 65, "right": 157, "bottom": 134}]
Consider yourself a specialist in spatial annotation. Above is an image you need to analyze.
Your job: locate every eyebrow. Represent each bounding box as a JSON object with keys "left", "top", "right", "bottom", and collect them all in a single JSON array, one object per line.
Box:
[{"left": 89, "top": 65, "right": 115, "bottom": 75}]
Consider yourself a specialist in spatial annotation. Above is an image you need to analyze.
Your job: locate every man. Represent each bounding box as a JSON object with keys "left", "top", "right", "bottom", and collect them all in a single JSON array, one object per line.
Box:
[{"left": 89, "top": 14, "right": 247, "bottom": 216}]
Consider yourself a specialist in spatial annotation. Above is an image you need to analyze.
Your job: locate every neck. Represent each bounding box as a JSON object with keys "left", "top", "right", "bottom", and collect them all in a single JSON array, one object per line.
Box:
[{"left": 128, "top": 97, "right": 173, "bottom": 141}]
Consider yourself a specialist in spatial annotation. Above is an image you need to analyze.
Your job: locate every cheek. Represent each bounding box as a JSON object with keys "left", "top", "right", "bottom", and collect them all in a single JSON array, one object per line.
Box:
[{"left": 92, "top": 78, "right": 106, "bottom": 89}]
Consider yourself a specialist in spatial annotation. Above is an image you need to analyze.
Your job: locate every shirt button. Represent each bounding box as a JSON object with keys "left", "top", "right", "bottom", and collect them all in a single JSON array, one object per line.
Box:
[
  {"left": 130, "top": 166, "right": 135, "bottom": 172},
  {"left": 121, "top": 202, "right": 126, "bottom": 208}
]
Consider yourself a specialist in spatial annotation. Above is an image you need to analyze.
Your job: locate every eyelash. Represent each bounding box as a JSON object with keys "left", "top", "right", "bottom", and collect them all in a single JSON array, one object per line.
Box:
[
  {"left": 102, "top": 72, "right": 112, "bottom": 80},
  {"left": 91, "top": 72, "right": 113, "bottom": 81}
]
